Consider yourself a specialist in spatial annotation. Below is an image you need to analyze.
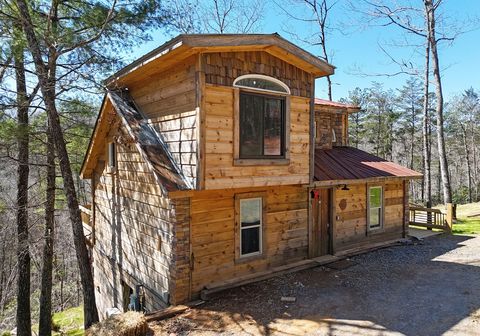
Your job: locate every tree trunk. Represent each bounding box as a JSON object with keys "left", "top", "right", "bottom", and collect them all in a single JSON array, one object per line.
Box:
[
  {"left": 425, "top": 0, "right": 452, "bottom": 204},
  {"left": 14, "top": 0, "right": 99, "bottom": 327},
  {"left": 461, "top": 124, "right": 473, "bottom": 203},
  {"left": 14, "top": 39, "right": 31, "bottom": 336},
  {"left": 422, "top": 37, "right": 432, "bottom": 208},
  {"left": 38, "top": 121, "right": 56, "bottom": 336}
]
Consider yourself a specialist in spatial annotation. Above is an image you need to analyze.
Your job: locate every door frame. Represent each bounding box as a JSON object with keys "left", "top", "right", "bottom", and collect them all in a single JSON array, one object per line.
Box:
[{"left": 309, "top": 187, "right": 334, "bottom": 258}]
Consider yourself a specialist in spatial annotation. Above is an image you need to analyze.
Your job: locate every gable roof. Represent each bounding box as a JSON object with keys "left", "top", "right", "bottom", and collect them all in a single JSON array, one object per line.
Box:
[
  {"left": 106, "top": 34, "right": 335, "bottom": 87},
  {"left": 80, "top": 91, "right": 191, "bottom": 193},
  {"left": 314, "top": 147, "right": 422, "bottom": 185}
]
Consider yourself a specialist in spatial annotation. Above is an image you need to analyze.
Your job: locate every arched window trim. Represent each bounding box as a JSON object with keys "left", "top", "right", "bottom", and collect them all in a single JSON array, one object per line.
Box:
[{"left": 233, "top": 74, "right": 291, "bottom": 95}]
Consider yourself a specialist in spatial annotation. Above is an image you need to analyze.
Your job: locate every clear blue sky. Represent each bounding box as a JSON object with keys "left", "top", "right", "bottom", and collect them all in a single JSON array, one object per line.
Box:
[{"left": 126, "top": 0, "right": 480, "bottom": 101}]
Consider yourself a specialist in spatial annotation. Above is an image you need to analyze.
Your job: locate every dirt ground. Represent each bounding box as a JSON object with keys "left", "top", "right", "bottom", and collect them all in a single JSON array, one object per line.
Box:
[{"left": 149, "top": 233, "right": 480, "bottom": 336}]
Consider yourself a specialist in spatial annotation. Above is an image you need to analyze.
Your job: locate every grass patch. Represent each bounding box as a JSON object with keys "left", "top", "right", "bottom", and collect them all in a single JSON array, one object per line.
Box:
[
  {"left": 452, "top": 202, "right": 480, "bottom": 235},
  {"left": 52, "top": 306, "right": 84, "bottom": 336}
]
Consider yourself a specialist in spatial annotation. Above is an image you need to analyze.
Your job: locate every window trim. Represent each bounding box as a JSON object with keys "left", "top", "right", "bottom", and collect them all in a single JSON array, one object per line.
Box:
[
  {"left": 233, "top": 88, "right": 291, "bottom": 166},
  {"left": 367, "top": 185, "right": 384, "bottom": 231},
  {"left": 233, "top": 74, "right": 291, "bottom": 95},
  {"left": 234, "top": 192, "right": 267, "bottom": 262}
]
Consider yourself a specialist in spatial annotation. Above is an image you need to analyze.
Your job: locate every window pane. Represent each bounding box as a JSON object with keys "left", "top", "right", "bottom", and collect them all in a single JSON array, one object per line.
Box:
[
  {"left": 241, "top": 227, "right": 260, "bottom": 255},
  {"left": 369, "top": 187, "right": 382, "bottom": 208},
  {"left": 240, "top": 198, "right": 261, "bottom": 227},
  {"left": 240, "top": 94, "right": 263, "bottom": 157},
  {"left": 370, "top": 208, "right": 380, "bottom": 227},
  {"left": 236, "top": 78, "right": 288, "bottom": 93},
  {"left": 264, "top": 98, "right": 282, "bottom": 156}
]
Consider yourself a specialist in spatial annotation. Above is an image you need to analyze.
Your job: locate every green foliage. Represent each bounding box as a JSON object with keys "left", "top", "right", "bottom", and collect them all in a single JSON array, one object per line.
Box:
[{"left": 51, "top": 306, "right": 84, "bottom": 336}]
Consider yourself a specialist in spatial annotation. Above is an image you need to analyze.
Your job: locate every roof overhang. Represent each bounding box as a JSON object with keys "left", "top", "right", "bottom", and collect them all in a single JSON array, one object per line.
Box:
[
  {"left": 315, "top": 98, "right": 361, "bottom": 114},
  {"left": 106, "top": 34, "right": 335, "bottom": 87}
]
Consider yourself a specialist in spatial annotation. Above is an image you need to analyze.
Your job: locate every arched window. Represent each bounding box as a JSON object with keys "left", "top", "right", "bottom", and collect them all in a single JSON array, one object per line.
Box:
[{"left": 233, "top": 75, "right": 290, "bottom": 95}]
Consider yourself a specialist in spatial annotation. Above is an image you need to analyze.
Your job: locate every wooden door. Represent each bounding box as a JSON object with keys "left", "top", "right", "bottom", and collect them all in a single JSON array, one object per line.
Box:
[{"left": 311, "top": 188, "right": 332, "bottom": 257}]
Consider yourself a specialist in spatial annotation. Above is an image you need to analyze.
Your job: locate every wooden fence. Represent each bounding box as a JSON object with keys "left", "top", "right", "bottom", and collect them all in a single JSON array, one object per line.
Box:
[{"left": 409, "top": 203, "right": 453, "bottom": 232}]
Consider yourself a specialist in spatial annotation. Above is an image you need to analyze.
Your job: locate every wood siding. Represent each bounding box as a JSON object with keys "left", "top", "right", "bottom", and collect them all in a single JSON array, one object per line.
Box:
[
  {"left": 92, "top": 122, "right": 176, "bottom": 315},
  {"left": 129, "top": 55, "right": 198, "bottom": 188},
  {"left": 188, "top": 185, "right": 309, "bottom": 298},
  {"left": 204, "top": 51, "right": 313, "bottom": 98},
  {"left": 333, "top": 180, "right": 407, "bottom": 252},
  {"left": 203, "top": 85, "right": 311, "bottom": 189}
]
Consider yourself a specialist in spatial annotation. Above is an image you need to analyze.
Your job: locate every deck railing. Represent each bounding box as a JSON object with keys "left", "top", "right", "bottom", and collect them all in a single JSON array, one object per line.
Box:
[{"left": 409, "top": 203, "right": 453, "bottom": 232}]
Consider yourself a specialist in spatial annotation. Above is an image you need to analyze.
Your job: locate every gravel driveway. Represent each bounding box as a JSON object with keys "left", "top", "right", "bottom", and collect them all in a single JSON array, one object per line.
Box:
[{"left": 150, "top": 233, "right": 480, "bottom": 336}]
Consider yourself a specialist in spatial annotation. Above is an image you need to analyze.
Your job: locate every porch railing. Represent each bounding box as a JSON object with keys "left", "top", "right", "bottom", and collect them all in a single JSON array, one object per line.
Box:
[{"left": 409, "top": 203, "right": 453, "bottom": 232}]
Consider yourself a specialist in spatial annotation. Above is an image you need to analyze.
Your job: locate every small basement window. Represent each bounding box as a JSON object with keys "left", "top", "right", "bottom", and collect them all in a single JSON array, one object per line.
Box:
[
  {"left": 368, "top": 186, "right": 383, "bottom": 230},
  {"left": 108, "top": 142, "right": 116, "bottom": 169},
  {"left": 239, "top": 197, "right": 263, "bottom": 257}
]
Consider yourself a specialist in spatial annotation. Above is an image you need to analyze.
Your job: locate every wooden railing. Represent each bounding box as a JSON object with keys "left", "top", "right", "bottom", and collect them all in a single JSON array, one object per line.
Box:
[
  {"left": 79, "top": 204, "right": 94, "bottom": 246},
  {"left": 409, "top": 203, "right": 453, "bottom": 232}
]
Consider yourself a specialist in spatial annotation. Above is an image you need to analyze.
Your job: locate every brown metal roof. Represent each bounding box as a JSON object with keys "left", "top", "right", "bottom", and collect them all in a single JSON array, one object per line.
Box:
[
  {"left": 314, "top": 98, "right": 360, "bottom": 110},
  {"left": 314, "top": 147, "right": 422, "bottom": 183}
]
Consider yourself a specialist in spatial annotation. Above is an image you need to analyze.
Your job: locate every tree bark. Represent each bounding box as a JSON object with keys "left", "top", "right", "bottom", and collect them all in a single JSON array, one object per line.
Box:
[
  {"left": 38, "top": 121, "right": 56, "bottom": 336},
  {"left": 14, "top": 37, "right": 31, "bottom": 336},
  {"left": 14, "top": 0, "right": 99, "bottom": 327},
  {"left": 422, "top": 37, "right": 432, "bottom": 208},
  {"left": 460, "top": 124, "right": 473, "bottom": 203},
  {"left": 425, "top": 0, "right": 452, "bottom": 204}
]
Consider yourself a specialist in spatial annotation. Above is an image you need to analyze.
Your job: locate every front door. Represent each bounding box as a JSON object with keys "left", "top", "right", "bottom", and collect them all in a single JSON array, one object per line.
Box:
[{"left": 311, "top": 188, "right": 332, "bottom": 257}]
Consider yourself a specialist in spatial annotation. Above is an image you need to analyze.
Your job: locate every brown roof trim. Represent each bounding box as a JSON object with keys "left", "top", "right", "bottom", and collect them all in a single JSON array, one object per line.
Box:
[
  {"left": 314, "top": 98, "right": 361, "bottom": 110},
  {"left": 106, "top": 33, "right": 335, "bottom": 84}
]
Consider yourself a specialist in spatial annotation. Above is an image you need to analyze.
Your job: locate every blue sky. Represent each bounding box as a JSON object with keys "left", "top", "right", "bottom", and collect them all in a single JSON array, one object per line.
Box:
[{"left": 128, "top": 0, "right": 480, "bottom": 101}]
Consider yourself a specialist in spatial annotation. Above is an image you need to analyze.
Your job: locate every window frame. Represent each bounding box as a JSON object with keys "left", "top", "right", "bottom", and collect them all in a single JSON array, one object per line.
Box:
[
  {"left": 234, "top": 192, "right": 267, "bottom": 262},
  {"left": 233, "top": 74, "right": 291, "bottom": 95},
  {"left": 233, "top": 87, "right": 291, "bottom": 166},
  {"left": 238, "top": 91, "right": 286, "bottom": 160},
  {"left": 367, "top": 185, "right": 384, "bottom": 231}
]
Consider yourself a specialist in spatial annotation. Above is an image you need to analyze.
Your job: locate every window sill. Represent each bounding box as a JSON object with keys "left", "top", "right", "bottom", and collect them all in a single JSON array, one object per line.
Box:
[
  {"left": 367, "top": 226, "right": 385, "bottom": 236},
  {"left": 234, "top": 158, "right": 290, "bottom": 166},
  {"left": 235, "top": 252, "right": 265, "bottom": 264},
  {"left": 106, "top": 167, "right": 117, "bottom": 175}
]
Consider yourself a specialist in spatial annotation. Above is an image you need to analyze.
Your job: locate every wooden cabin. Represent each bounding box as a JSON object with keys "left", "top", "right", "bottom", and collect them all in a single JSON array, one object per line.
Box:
[{"left": 80, "top": 34, "right": 422, "bottom": 317}]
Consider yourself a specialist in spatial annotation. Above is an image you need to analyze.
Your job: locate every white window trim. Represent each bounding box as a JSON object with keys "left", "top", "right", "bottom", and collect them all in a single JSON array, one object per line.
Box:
[
  {"left": 368, "top": 186, "right": 384, "bottom": 230},
  {"left": 239, "top": 197, "right": 263, "bottom": 258},
  {"left": 233, "top": 74, "right": 291, "bottom": 95},
  {"left": 332, "top": 128, "right": 337, "bottom": 143}
]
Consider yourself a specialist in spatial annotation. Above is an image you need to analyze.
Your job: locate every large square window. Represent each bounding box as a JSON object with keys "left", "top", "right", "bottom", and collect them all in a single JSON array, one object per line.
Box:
[{"left": 239, "top": 93, "right": 285, "bottom": 159}]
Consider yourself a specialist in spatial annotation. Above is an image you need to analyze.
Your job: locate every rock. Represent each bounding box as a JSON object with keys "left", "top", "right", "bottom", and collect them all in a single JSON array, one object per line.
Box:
[{"left": 281, "top": 296, "right": 296, "bottom": 302}]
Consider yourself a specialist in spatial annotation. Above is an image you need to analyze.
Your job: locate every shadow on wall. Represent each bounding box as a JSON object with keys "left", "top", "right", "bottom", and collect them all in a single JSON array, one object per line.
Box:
[{"left": 152, "top": 234, "right": 480, "bottom": 336}]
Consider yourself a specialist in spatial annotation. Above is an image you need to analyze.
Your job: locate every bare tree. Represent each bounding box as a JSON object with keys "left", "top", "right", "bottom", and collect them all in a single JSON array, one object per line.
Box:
[
  {"left": 278, "top": 0, "right": 336, "bottom": 100},
  {"left": 424, "top": 0, "right": 452, "bottom": 203},
  {"left": 171, "top": 0, "right": 265, "bottom": 34}
]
